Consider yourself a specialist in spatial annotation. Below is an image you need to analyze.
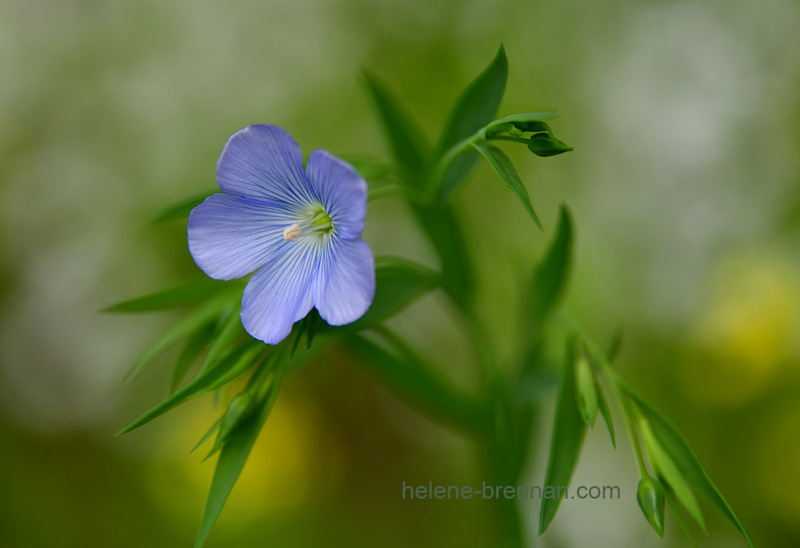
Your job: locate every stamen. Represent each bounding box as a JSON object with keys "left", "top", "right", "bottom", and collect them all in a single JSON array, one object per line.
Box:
[{"left": 283, "top": 223, "right": 302, "bottom": 241}]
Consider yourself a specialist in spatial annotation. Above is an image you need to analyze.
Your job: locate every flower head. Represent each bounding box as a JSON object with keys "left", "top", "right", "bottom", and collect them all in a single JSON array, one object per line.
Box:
[{"left": 188, "top": 124, "right": 375, "bottom": 344}]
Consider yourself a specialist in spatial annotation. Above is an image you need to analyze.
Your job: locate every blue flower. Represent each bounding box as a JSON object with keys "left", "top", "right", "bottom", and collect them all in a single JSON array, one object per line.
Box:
[{"left": 188, "top": 125, "right": 375, "bottom": 344}]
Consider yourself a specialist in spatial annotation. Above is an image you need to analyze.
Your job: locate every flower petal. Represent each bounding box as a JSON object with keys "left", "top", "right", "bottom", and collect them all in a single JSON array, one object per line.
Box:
[
  {"left": 313, "top": 237, "right": 375, "bottom": 326},
  {"left": 188, "top": 193, "right": 299, "bottom": 280},
  {"left": 305, "top": 150, "right": 367, "bottom": 239},
  {"left": 216, "top": 125, "right": 314, "bottom": 205},
  {"left": 240, "top": 242, "right": 317, "bottom": 344}
]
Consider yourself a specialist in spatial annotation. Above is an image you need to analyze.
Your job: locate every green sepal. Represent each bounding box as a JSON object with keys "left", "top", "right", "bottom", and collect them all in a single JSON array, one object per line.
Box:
[{"left": 528, "top": 132, "right": 573, "bottom": 157}]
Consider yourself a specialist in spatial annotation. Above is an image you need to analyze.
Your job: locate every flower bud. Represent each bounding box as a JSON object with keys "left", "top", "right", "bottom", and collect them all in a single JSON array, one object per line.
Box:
[{"left": 637, "top": 475, "right": 666, "bottom": 538}]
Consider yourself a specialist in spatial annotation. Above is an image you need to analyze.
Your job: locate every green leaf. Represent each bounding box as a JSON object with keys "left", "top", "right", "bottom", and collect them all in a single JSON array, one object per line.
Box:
[
  {"left": 667, "top": 490, "right": 699, "bottom": 547},
  {"left": 116, "top": 340, "right": 264, "bottom": 435},
  {"left": 195, "top": 359, "right": 286, "bottom": 548},
  {"left": 102, "top": 281, "right": 234, "bottom": 313},
  {"left": 606, "top": 327, "right": 623, "bottom": 363},
  {"left": 625, "top": 383, "right": 754, "bottom": 546},
  {"left": 637, "top": 476, "right": 666, "bottom": 538},
  {"left": 530, "top": 205, "right": 572, "bottom": 320},
  {"left": 123, "top": 293, "right": 236, "bottom": 382},
  {"left": 436, "top": 44, "right": 508, "bottom": 198},
  {"left": 347, "top": 333, "right": 486, "bottom": 434},
  {"left": 171, "top": 321, "right": 216, "bottom": 392},
  {"left": 473, "top": 141, "right": 542, "bottom": 229},
  {"left": 528, "top": 132, "right": 573, "bottom": 157},
  {"left": 437, "top": 44, "right": 508, "bottom": 152},
  {"left": 347, "top": 257, "right": 438, "bottom": 331},
  {"left": 362, "top": 70, "right": 430, "bottom": 188},
  {"left": 596, "top": 382, "right": 616, "bottom": 448},
  {"left": 641, "top": 416, "right": 705, "bottom": 533},
  {"left": 199, "top": 308, "right": 245, "bottom": 374},
  {"left": 539, "top": 341, "right": 587, "bottom": 534},
  {"left": 208, "top": 391, "right": 256, "bottom": 455},
  {"left": 148, "top": 192, "right": 215, "bottom": 223},
  {"left": 415, "top": 206, "right": 475, "bottom": 309}
]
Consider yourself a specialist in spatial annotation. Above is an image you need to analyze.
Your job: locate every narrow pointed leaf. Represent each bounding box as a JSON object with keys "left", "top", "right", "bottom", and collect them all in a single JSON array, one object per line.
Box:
[
  {"left": 640, "top": 418, "right": 706, "bottom": 532},
  {"left": 199, "top": 308, "right": 244, "bottom": 374},
  {"left": 171, "top": 322, "right": 216, "bottom": 392},
  {"left": 123, "top": 294, "right": 235, "bottom": 382},
  {"left": 436, "top": 44, "right": 508, "bottom": 198},
  {"left": 625, "top": 382, "right": 754, "bottom": 547},
  {"left": 362, "top": 70, "right": 429, "bottom": 188},
  {"left": 473, "top": 141, "right": 542, "bottom": 229},
  {"left": 208, "top": 392, "right": 256, "bottom": 455},
  {"left": 539, "top": 342, "right": 587, "bottom": 534},
  {"left": 195, "top": 365, "right": 285, "bottom": 548},
  {"left": 530, "top": 205, "right": 572, "bottom": 320},
  {"left": 102, "top": 281, "right": 233, "bottom": 313},
  {"left": 191, "top": 417, "right": 222, "bottom": 454},
  {"left": 667, "top": 491, "right": 699, "bottom": 547},
  {"left": 438, "top": 44, "right": 508, "bottom": 152},
  {"left": 117, "top": 340, "right": 263, "bottom": 435},
  {"left": 149, "top": 192, "right": 215, "bottom": 223},
  {"left": 596, "top": 382, "right": 616, "bottom": 448}
]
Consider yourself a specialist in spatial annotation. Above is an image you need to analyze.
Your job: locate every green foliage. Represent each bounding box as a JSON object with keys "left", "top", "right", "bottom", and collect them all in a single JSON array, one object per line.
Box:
[
  {"left": 361, "top": 70, "right": 430, "bottom": 189},
  {"left": 625, "top": 382, "right": 755, "bottom": 547},
  {"left": 539, "top": 340, "right": 587, "bottom": 534},
  {"left": 436, "top": 44, "right": 508, "bottom": 199},
  {"left": 117, "top": 339, "right": 264, "bottom": 435},
  {"left": 122, "top": 291, "right": 238, "bottom": 382},
  {"left": 101, "top": 281, "right": 235, "bottom": 313},
  {"left": 529, "top": 205, "right": 572, "bottom": 320},
  {"left": 473, "top": 141, "right": 542, "bottom": 229},
  {"left": 195, "top": 350, "right": 287, "bottom": 548}
]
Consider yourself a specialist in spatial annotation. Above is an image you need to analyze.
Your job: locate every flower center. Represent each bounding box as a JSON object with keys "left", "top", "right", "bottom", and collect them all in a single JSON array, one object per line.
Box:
[{"left": 283, "top": 204, "right": 333, "bottom": 242}]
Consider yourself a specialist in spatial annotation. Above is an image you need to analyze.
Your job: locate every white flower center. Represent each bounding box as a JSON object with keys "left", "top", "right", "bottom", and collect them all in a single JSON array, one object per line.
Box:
[{"left": 283, "top": 204, "right": 333, "bottom": 242}]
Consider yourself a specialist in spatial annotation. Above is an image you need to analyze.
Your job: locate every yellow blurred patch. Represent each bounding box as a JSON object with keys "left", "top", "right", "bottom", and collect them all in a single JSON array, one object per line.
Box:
[
  {"left": 682, "top": 250, "right": 800, "bottom": 404},
  {"left": 144, "top": 384, "right": 345, "bottom": 532}
]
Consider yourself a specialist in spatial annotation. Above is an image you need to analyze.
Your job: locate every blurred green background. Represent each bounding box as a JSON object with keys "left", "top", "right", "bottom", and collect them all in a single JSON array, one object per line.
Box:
[{"left": 1, "top": 0, "right": 799, "bottom": 546}]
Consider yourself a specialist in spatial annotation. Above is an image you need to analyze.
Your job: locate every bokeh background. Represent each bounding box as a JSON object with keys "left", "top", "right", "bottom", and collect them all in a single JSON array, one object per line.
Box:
[{"left": 2, "top": 0, "right": 799, "bottom": 546}]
